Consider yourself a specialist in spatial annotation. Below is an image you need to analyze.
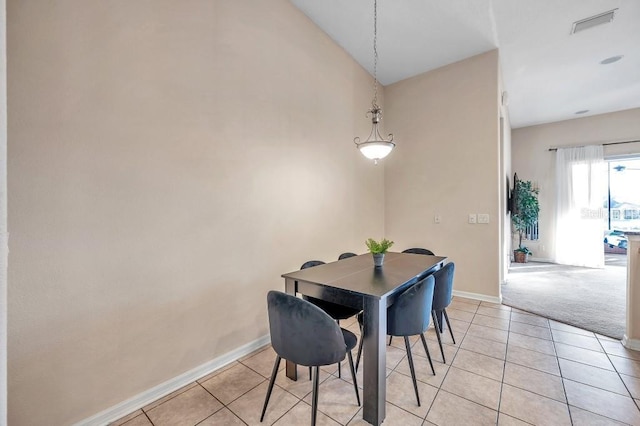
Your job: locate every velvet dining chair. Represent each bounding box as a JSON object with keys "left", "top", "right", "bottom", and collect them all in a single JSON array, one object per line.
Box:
[
  {"left": 300, "top": 260, "right": 362, "bottom": 378},
  {"left": 355, "top": 276, "right": 437, "bottom": 405},
  {"left": 388, "top": 275, "right": 436, "bottom": 405},
  {"left": 402, "top": 247, "right": 435, "bottom": 256},
  {"left": 338, "top": 252, "right": 357, "bottom": 260},
  {"left": 355, "top": 275, "right": 438, "bottom": 404},
  {"left": 261, "top": 291, "right": 360, "bottom": 425},
  {"left": 430, "top": 262, "right": 456, "bottom": 363},
  {"left": 387, "top": 248, "right": 435, "bottom": 347},
  {"left": 299, "top": 260, "right": 361, "bottom": 321}
]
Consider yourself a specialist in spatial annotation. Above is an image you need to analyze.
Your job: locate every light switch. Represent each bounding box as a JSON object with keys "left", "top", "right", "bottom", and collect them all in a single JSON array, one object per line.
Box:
[
  {"left": 434, "top": 215, "right": 441, "bottom": 224},
  {"left": 468, "top": 214, "right": 477, "bottom": 224},
  {"left": 478, "top": 214, "right": 490, "bottom": 224}
]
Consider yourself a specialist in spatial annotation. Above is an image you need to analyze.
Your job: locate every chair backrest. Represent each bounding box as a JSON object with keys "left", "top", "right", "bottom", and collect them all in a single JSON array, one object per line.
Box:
[
  {"left": 387, "top": 275, "right": 435, "bottom": 336},
  {"left": 432, "top": 262, "right": 455, "bottom": 311},
  {"left": 338, "top": 252, "right": 357, "bottom": 260},
  {"left": 301, "top": 260, "right": 325, "bottom": 269},
  {"left": 300, "top": 259, "right": 360, "bottom": 320},
  {"left": 267, "top": 291, "right": 347, "bottom": 366},
  {"left": 402, "top": 247, "right": 435, "bottom": 256}
]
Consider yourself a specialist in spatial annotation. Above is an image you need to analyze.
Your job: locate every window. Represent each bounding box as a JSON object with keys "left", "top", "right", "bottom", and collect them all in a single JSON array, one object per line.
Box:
[
  {"left": 624, "top": 209, "right": 639, "bottom": 220},
  {"left": 608, "top": 158, "right": 640, "bottom": 231},
  {"left": 525, "top": 221, "right": 539, "bottom": 241}
]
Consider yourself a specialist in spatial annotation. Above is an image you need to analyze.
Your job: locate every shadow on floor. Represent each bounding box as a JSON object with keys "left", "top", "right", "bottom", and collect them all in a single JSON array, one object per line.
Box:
[{"left": 502, "top": 254, "right": 627, "bottom": 339}]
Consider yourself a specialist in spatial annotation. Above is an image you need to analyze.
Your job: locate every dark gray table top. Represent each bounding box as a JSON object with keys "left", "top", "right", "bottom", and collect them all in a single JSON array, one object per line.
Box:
[{"left": 282, "top": 252, "right": 447, "bottom": 299}]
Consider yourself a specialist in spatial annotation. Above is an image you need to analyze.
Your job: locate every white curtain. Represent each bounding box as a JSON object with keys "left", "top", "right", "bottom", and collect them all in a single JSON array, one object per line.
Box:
[{"left": 555, "top": 145, "right": 606, "bottom": 268}]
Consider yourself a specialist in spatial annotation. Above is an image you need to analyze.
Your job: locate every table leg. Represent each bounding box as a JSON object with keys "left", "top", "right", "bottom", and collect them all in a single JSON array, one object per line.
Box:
[
  {"left": 284, "top": 278, "right": 298, "bottom": 381},
  {"left": 362, "top": 297, "right": 386, "bottom": 426}
]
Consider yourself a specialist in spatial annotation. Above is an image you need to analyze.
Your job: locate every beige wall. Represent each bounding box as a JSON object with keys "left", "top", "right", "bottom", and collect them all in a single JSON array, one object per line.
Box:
[
  {"left": 384, "top": 50, "right": 502, "bottom": 299},
  {"left": 1, "top": 0, "right": 7, "bottom": 422},
  {"left": 7, "top": 1, "right": 385, "bottom": 424},
  {"left": 512, "top": 108, "right": 640, "bottom": 262}
]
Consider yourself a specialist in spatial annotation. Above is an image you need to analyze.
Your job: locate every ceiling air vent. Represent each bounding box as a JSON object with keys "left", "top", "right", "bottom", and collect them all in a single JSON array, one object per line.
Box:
[{"left": 571, "top": 9, "right": 617, "bottom": 34}]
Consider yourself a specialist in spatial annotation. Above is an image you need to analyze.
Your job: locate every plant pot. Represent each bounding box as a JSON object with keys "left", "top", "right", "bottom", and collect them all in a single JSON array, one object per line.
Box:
[
  {"left": 514, "top": 251, "right": 528, "bottom": 263},
  {"left": 372, "top": 253, "right": 385, "bottom": 267}
]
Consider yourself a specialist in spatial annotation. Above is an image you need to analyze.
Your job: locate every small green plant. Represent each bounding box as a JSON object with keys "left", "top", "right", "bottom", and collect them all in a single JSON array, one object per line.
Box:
[{"left": 365, "top": 238, "right": 394, "bottom": 254}]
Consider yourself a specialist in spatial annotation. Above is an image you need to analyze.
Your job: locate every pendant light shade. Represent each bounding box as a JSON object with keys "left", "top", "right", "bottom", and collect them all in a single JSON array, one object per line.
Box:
[
  {"left": 354, "top": 106, "right": 395, "bottom": 164},
  {"left": 354, "top": 0, "right": 395, "bottom": 165},
  {"left": 358, "top": 142, "right": 395, "bottom": 161}
]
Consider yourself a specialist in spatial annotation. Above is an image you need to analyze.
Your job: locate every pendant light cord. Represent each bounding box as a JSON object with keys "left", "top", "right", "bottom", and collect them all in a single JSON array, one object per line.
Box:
[{"left": 372, "top": 0, "right": 379, "bottom": 109}]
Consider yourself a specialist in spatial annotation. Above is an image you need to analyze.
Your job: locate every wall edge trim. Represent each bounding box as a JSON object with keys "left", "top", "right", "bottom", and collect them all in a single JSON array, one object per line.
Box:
[
  {"left": 622, "top": 335, "right": 640, "bottom": 351},
  {"left": 74, "top": 334, "right": 271, "bottom": 426},
  {"left": 452, "top": 289, "right": 501, "bottom": 304}
]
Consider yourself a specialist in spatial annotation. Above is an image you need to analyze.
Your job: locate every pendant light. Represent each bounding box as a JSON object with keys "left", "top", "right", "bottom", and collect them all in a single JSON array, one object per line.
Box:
[{"left": 354, "top": 0, "right": 395, "bottom": 165}]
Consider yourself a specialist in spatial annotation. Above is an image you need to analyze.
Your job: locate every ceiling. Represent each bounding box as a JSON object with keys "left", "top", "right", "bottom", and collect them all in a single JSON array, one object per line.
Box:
[{"left": 290, "top": 0, "right": 640, "bottom": 128}]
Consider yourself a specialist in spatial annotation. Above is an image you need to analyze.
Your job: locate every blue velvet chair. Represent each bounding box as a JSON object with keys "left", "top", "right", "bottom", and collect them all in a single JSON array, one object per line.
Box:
[
  {"left": 386, "top": 248, "right": 435, "bottom": 346},
  {"left": 387, "top": 275, "right": 436, "bottom": 406},
  {"left": 261, "top": 291, "right": 360, "bottom": 425},
  {"left": 431, "top": 262, "right": 456, "bottom": 363},
  {"left": 338, "top": 252, "right": 358, "bottom": 260},
  {"left": 402, "top": 247, "right": 435, "bottom": 256},
  {"left": 355, "top": 276, "right": 436, "bottom": 406},
  {"left": 300, "top": 260, "right": 361, "bottom": 321},
  {"left": 300, "top": 260, "right": 361, "bottom": 378}
]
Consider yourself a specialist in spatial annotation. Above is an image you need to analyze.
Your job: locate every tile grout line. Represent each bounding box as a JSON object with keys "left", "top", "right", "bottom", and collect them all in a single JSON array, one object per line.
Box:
[
  {"left": 553, "top": 346, "right": 624, "bottom": 371},
  {"left": 546, "top": 315, "right": 576, "bottom": 426},
  {"left": 499, "top": 310, "right": 564, "bottom": 425},
  {"left": 117, "top": 302, "right": 639, "bottom": 426},
  {"left": 141, "top": 410, "right": 154, "bottom": 426},
  {"left": 552, "top": 317, "right": 640, "bottom": 425},
  {"left": 193, "top": 403, "right": 248, "bottom": 426},
  {"left": 420, "top": 306, "right": 477, "bottom": 423},
  {"left": 197, "top": 361, "right": 305, "bottom": 425},
  {"left": 496, "top": 309, "right": 511, "bottom": 420},
  {"left": 495, "top": 309, "right": 528, "bottom": 425},
  {"left": 438, "top": 305, "right": 522, "bottom": 419},
  {"left": 194, "top": 381, "right": 242, "bottom": 422},
  {"left": 593, "top": 333, "right": 640, "bottom": 416}
]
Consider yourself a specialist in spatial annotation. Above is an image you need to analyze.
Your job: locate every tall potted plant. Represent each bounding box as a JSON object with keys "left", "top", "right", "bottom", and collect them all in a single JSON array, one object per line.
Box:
[{"left": 512, "top": 177, "right": 539, "bottom": 263}]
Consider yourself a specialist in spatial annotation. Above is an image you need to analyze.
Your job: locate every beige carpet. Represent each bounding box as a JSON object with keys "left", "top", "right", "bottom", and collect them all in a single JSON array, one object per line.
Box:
[{"left": 501, "top": 254, "right": 627, "bottom": 339}]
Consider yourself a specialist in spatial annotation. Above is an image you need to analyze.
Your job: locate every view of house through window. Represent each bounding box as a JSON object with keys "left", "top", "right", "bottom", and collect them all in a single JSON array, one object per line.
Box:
[{"left": 604, "top": 157, "right": 640, "bottom": 251}]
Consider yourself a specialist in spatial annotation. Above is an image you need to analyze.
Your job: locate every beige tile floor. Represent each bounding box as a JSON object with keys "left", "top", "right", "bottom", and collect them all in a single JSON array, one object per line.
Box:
[{"left": 111, "top": 297, "right": 640, "bottom": 426}]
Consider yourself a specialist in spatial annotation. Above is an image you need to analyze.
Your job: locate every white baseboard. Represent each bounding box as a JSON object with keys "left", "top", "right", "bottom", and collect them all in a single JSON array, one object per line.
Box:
[
  {"left": 528, "top": 257, "right": 553, "bottom": 263},
  {"left": 452, "top": 290, "right": 502, "bottom": 305},
  {"left": 75, "top": 334, "right": 271, "bottom": 426},
  {"left": 622, "top": 335, "right": 640, "bottom": 351}
]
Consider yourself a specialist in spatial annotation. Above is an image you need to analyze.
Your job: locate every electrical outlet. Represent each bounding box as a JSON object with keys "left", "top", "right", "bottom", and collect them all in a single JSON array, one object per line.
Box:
[
  {"left": 477, "top": 214, "right": 490, "bottom": 224},
  {"left": 468, "top": 214, "right": 477, "bottom": 224},
  {"left": 434, "top": 215, "right": 441, "bottom": 224}
]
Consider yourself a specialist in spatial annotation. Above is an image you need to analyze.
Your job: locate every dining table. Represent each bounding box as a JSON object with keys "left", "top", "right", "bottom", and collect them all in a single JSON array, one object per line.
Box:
[{"left": 281, "top": 251, "right": 447, "bottom": 426}]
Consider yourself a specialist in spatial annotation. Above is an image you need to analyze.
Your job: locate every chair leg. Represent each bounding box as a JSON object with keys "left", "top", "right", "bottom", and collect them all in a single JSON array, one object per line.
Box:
[
  {"left": 404, "top": 336, "right": 421, "bottom": 407},
  {"left": 355, "top": 333, "right": 364, "bottom": 372},
  {"left": 347, "top": 351, "right": 361, "bottom": 406},
  {"left": 431, "top": 310, "right": 446, "bottom": 364},
  {"left": 443, "top": 309, "right": 456, "bottom": 344},
  {"left": 260, "top": 356, "right": 281, "bottom": 422},
  {"left": 309, "top": 366, "right": 312, "bottom": 381},
  {"left": 311, "top": 366, "right": 320, "bottom": 426},
  {"left": 388, "top": 336, "right": 393, "bottom": 346},
  {"left": 420, "top": 333, "right": 436, "bottom": 376}
]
